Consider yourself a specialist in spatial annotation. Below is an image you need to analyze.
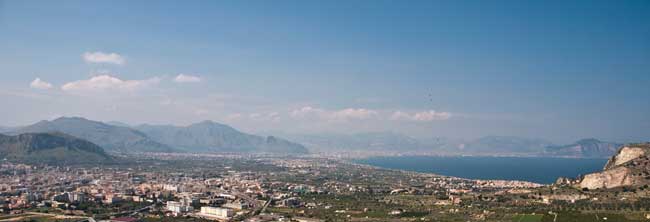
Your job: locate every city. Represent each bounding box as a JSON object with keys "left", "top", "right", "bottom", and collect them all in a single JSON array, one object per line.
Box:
[
  {"left": 1, "top": 1, "right": 649, "bottom": 221},
  {"left": 2, "top": 148, "right": 650, "bottom": 221}
]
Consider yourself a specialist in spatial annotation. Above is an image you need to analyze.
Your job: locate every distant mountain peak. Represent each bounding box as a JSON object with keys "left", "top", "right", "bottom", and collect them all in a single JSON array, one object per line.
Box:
[
  {"left": 575, "top": 138, "right": 604, "bottom": 144},
  {"left": 191, "top": 120, "right": 229, "bottom": 127},
  {"left": 0, "top": 132, "right": 112, "bottom": 164},
  {"left": 52, "top": 116, "right": 92, "bottom": 122},
  {"left": 105, "top": 121, "right": 132, "bottom": 128},
  {"left": 196, "top": 120, "right": 217, "bottom": 124},
  {"left": 135, "top": 121, "right": 307, "bottom": 154},
  {"left": 545, "top": 138, "right": 621, "bottom": 158},
  {"left": 13, "top": 117, "right": 176, "bottom": 153}
]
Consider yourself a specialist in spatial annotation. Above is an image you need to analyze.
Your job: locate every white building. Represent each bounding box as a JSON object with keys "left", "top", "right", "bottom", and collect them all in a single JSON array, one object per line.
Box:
[
  {"left": 223, "top": 201, "right": 247, "bottom": 210},
  {"left": 166, "top": 201, "right": 193, "bottom": 214},
  {"left": 163, "top": 184, "right": 180, "bottom": 192},
  {"left": 199, "top": 207, "right": 233, "bottom": 219}
]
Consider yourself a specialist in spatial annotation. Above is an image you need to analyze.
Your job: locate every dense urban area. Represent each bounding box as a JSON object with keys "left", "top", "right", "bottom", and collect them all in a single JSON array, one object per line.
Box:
[{"left": 2, "top": 149, "right": 650, "bottom": 222}]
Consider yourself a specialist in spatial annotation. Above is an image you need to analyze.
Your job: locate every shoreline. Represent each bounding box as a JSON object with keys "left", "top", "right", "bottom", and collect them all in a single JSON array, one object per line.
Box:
[{"left": 347, "top": 155, "right": 607, "bottom": 185}]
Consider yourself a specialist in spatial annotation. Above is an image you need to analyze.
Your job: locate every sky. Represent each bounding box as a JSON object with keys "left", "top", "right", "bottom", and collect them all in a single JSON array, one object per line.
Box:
[{"left": 0, "top": 0, "right": 648, "bottom": 143}]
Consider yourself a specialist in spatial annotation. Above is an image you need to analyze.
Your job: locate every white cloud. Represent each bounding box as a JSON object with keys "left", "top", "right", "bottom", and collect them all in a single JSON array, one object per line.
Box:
[
  {"left": 267, "top": 112, "right": 280, "bottom": 121},
  {"left": 174, "top": 74, "right": 201, "bottom": 83},
  {"left": 290, "top": 106, "right": 325, "bottom": 118},
  {"left": 290, "top": 106, "right": 378, "bottom": 121},
  {"left": 61, "top": 75, "right": 160, "bottom": 93},
  {"left": 390, "top": 110, "right": 451, "bottom": 122},
  {"left": 82, "top": 51, "right": 125, "bottom": 65},
  {"left": 331, "top": 108, "right": 378, "bottom": 120},
  {"left": 30, "top": 78, "right": 53, "bottom": 90}
]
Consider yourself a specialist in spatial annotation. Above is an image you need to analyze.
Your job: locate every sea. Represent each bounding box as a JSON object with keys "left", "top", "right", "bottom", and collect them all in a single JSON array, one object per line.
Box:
[{"left": 354, "top": 156, "right": 608, "bottom": 184}]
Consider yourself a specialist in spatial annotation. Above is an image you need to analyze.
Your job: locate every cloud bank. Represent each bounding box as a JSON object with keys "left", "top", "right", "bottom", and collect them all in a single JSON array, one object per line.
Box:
[
  {"left": 290, "top": 106, "right": 448, "bottom": 122},
  {"left": 331, "top": 108, "right": 378, "bottom": 120},
  {"left": 391, "top": 110, "right": 451, "bottom": 121},
  {"left": 61, "top": 75, "right": 160, "bottom": 93},
  {"left": 82, "top": 52, "right": 126, "bottom": 65},
  {"left": 174, "top": 74, "right": 201, "bottom": 83}
]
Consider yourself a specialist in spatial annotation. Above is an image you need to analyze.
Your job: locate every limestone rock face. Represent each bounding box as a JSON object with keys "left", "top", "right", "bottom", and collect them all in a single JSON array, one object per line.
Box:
[
  {"left": 576, "top": 143, "right": 650, "bottom": 190},
  {"left": 604, "top": 146, "right": 648, "bottom": 170},
  {"left": 554, "top": 177, "right": 574, "bottom": 186},
  {"left": 579, "top": 167, "right": 633, "bottom": 189}
]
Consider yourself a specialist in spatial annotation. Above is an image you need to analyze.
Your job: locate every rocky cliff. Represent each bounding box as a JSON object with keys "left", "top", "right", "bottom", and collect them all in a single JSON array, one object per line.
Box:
[{"left": 576, "top": 143, "right": 650, "bottom": 189}]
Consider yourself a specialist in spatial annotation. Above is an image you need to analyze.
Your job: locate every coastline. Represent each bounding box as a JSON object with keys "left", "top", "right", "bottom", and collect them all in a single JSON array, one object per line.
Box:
[{"left": 348, "top": 155, "right": 607, "bottom": 185}]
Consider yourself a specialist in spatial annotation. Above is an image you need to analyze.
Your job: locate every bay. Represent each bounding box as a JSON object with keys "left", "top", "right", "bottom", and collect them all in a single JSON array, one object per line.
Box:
[{"left": 355, "top": 156, "right": 608, "bottom": 184}]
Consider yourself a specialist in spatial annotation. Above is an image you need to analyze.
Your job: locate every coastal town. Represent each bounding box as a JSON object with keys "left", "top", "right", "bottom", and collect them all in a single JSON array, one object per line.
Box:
[
  {"left": 2, "top": 0, "right": 649, "bottom": 221},
  {"left": 3, "top": 151, "right": 650, "bottom": 222},
  {"left": 0, "top": 152, "right": 547, "bottom": 222}
]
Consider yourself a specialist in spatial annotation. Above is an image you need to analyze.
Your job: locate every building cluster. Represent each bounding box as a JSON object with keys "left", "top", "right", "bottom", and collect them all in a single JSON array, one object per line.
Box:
[{"left": 1, "top": 155, "right": 549, "bottom": 221}]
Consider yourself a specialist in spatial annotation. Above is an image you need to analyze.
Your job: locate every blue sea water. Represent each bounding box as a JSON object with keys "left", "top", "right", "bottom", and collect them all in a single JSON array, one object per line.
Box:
[{"left": 355, "top": 156, "right": 608, "bottom": 184}]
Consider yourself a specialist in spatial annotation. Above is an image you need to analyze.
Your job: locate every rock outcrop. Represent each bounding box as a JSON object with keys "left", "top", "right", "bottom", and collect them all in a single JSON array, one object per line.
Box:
[
  {"left": 555, "top": 177, "right": 574, "bottom": 186},
  {"left": 579, "top": 167, "right": 634, "bottom": 189},
  {"left": 576, "top": 143, "right": 650, "bottom": 190},
  {"left": 603, "top": 146, "right": 649, "bottom": 170}
]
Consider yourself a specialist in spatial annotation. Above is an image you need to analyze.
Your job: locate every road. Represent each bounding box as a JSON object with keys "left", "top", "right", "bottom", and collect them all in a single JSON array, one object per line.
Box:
[{"left": 258, "top": 199, "right": 272, "bottom": 215}]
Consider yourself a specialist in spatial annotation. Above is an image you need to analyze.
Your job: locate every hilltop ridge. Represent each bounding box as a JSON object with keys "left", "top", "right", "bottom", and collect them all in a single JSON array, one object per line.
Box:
[
  {"left": 0, "top": 132, "right": 112, "bottom": 164},
  {"left": 135, "top": 121, "right": 308, "bottom": 154},
  {"left": 12, "top": 117, "right": 176, "bottom": 153}
]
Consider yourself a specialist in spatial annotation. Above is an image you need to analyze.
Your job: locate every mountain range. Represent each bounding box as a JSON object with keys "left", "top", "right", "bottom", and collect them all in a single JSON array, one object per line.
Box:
[
  {"left": 0, "top": 116, "right": 624, "bottom": 158},
  {"left": 449, "top": 136, "right": 555, "bottom": 155},
  {"left": 7, "top": 117, "right": 306, "bottom": 154},
  {"left": 0, "top": 126, "right": 14, "bottom": 133},
  {"left": 134, "top": 121, "right": 308, "bottom": 154},
  {"left": 12, "top": 117, "right": 176, "bottom": 153},
  {"left": 545, "top": 138, "right": 621, "bottom": 158},
  {"left": 276, "top": 132, "right": 427, "bottom": 152},
  {"left": 0, "top": 132, "right": 112, "bottom": 164},
  {"left": 279, "top": 132, "right": 621, "bottom": 158}
]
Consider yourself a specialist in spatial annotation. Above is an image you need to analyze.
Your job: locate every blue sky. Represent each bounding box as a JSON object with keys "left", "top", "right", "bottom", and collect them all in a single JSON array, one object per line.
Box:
[{"left": 0, "top": 0, "right": 648, "bottom": 143}]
